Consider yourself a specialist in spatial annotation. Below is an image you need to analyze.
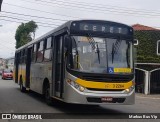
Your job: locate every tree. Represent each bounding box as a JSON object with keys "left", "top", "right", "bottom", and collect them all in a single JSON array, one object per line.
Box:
[
  {"left": 0, "top": 0, "right": 3, "bottom": 11},
  {"left": 15, "top": 21, "right": 38, "bottom": 49}
]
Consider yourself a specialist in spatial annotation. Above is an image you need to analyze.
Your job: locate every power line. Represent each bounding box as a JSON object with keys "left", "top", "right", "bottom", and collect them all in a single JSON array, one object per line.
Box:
[
  {"left": 0, "top": 14, "right": 63, "bottom": 25},
  {"left": 0, "top": 19, "right": 57, "bottom": 28},
  {"left": 0, "top": 42, "right": 15, "bottom": 51},
  {"left": 0, "top": 16, "right": 61, "bottom": 26},
  {"left": 1, "top": 13, "right": 160, "bottom": 30},
  {"left": 49, "top": 0, "right": 160, "bottom": 14},
  {"left": 3, "top": 41, "right": 15, "bottom": 45},
  {"left": 2, "top": 17, "right": 160, "bottom": 31},
  {"left": 4, "top": 2, "right": 80, "bottom": 19},
  {"left": 19, "top": 0, "right": 160, "bottom": 18},
  {"left": 1, "top": 11, "right": 68, "bottom": 22},
  {"left": 0, "top": 41, "right": 15, "bottom": 46},
  {"left": 6, "top": 1, "right": 157, "bottom": 20}
]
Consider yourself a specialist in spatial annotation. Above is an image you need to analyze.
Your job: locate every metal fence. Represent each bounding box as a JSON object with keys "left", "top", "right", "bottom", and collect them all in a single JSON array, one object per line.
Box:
[
  {"left": 135, "top": 67, "right": 160, "bottom": 94},
  {"left": 150, "top": 68, "right": 160, "bottom": 94},
  {"left": 135, "top": 68, "right": 145, "bottom": 93}
]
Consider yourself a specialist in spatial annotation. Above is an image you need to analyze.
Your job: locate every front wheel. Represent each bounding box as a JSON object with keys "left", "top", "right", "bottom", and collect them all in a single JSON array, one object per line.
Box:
[{"left": 44, "top": 84, "right": 52, "bottom": 105}]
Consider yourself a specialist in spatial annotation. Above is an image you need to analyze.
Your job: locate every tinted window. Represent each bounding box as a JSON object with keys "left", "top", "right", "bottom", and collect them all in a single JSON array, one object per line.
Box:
[
  {"left": 44, "top": 49, "right": 52, "bottom": 61},
  {"left": 47, "top": 37, "right": 52, "bottom": 49},
  {"left": 34, "top": 44, "right": 37, "bottom": 52},
  {"left": 39, "top": 41, "right": 44, "bottom": 51},
  {"left": 32, "top": 44, "right": 37, "bottom": 62},
  {"left": 37, "top": 41, "right": 44, "bottom": 62},
  {"left": 37, "top": 51, "right": 44, "bottom": 62}
]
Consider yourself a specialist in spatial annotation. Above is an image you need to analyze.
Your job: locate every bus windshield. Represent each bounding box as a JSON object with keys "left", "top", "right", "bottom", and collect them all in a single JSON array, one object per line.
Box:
[{"left": 70, "top": 36, "right": 133, "bottom": 74}]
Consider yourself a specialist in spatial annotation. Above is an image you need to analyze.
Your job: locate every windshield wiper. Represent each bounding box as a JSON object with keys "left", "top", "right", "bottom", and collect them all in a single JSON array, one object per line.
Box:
[
  {"left": 96, "top": 42, "right": 100, "bottom": 63},
  {"left": 111, "top": 39, "right": 122, "bottom": 63},
  {"left": 87, "top": 33, "right": 100, "bottom": 64}
]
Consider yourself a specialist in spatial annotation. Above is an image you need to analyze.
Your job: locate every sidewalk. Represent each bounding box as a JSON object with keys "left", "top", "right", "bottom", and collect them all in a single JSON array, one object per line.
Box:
[{"left": 136, "top": 93, "right": 160, "bottom": 99}]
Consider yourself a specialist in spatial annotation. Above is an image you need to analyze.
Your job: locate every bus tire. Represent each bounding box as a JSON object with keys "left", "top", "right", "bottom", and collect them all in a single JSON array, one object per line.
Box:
[
  {"left": 44, "top": 84, "right": 52, "bottom": 105},
  {"left": 20, "top": 77, "right": 26, "bottom": 92}
]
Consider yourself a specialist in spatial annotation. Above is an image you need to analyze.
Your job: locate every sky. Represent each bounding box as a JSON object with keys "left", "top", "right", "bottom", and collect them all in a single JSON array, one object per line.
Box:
[{"left": 0, "top": 0, "right": 160, "bottom": 58}]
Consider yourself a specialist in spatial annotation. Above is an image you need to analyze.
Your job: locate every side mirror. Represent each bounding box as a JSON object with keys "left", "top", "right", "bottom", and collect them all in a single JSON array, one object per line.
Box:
[{"left": 134, "top": 39, "right": 139, "bottom": 45}]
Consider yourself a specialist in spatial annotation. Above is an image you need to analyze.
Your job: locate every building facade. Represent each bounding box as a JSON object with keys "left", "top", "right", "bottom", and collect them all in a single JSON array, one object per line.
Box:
[
  {"left": 0, "top": 58, "right": 6, "bottom": 71},
  {"left": 5, "top": 57, "right": 14, "bottom": 71},
  {"left": 132, "top": 24, "right": 160, "bottom": 94}
]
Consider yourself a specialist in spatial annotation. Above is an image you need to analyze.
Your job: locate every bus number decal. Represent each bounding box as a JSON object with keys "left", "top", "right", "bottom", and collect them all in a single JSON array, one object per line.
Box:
[{"left": 113, "top": 84, "right": 125, "bottom": 88}]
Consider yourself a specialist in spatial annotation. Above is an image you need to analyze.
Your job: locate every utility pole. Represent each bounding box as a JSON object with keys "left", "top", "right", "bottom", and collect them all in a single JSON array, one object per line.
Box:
[{"left": 0, "top": 0, "right": 3, "bottom": 11}]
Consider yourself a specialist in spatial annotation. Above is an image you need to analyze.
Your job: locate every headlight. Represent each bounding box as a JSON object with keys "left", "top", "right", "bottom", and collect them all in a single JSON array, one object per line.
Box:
[
  {"left": 125, "top": 85, "right": 134, "bottom": 93},
  {"left": 66, "top": 79, "right": 86, "bottom": 92}
]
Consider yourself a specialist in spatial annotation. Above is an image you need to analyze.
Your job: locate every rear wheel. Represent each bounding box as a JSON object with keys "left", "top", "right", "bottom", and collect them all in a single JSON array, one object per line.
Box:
[{"left": 20, "top": 77, "right": 26, "bottom": 92}]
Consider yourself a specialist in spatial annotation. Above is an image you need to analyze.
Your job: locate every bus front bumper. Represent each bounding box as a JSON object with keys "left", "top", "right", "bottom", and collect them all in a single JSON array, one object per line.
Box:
[{"left": 64, "top": 83, "right": 135, "bottom": 105}]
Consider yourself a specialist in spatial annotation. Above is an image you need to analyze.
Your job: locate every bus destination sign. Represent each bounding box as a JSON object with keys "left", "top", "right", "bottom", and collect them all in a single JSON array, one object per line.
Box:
[{"left": 79, "top": 23, "right": 130, "bottom": 35}]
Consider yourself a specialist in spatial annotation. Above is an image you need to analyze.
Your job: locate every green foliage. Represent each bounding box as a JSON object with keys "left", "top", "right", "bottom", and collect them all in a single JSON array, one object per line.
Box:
[
  {"left": 15, "top": 21, "right": 38, "bottom": 49},
  {"left": 134, "top": 30, "right": 160, "bottom": 63}
]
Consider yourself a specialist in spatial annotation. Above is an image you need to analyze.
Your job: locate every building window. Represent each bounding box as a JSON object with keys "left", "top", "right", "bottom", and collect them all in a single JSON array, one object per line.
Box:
[
  {"left": 157, "top": 40, "right": 160, "bottom": 55},
  {"left": 134, "top": 39, "right": 139, "bottom": 45}
]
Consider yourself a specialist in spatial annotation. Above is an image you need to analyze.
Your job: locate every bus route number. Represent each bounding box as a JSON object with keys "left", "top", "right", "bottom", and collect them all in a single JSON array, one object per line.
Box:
[{"left": 113, "top": 84, "right": 124, "bottom": 88}]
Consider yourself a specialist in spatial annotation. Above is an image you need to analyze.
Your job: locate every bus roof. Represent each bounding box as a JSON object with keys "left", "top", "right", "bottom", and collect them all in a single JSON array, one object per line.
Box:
[{"left": 16, "top": 20, "right": 132, "bottom": 52}]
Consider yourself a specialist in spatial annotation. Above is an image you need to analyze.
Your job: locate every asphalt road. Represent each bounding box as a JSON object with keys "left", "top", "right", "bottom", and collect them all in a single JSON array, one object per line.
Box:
[{"left": 0, "top": 78, "right": 160, "bottom": 122}]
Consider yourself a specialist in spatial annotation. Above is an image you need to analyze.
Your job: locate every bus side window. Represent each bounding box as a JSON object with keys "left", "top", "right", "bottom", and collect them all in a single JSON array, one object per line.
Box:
[
  {"left": 20, "top": 50, "right": 23, "bottom": 64},
  {"left": 17, "top": 51, "right": 21, "bottom": 64},
  {"left": 37, "top": 41, "right": 44, "bottom": 62},
  {"left": 32, "top": 44, "right": 37, "bottom": 62},
  {"left": 44, "top": 37, "right": 52, "bottom": 61},
  {"left": 22, "top": 49, "right": 26, "bottom": 64}
]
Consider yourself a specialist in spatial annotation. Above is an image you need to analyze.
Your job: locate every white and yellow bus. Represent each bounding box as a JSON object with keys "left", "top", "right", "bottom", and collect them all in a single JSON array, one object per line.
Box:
[{"left": 14, "top": 20, "right": 135, "bottom": 105}]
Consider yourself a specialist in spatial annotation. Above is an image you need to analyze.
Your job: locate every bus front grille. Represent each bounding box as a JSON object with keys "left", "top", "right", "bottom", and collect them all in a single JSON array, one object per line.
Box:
[{"left": 81, "top": 75, "right": 132, "bottom": 82}]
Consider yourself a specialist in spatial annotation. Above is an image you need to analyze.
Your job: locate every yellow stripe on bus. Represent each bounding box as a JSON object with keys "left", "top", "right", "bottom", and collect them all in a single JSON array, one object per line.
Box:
[{"left": 75, "top": 78, "right": 133, "bottom": 89}]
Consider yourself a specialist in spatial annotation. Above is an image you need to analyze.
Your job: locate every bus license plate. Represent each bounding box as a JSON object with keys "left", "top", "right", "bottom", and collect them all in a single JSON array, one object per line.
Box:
[{"left": 101, "top": 97, "right": 113, "bottom": 102}]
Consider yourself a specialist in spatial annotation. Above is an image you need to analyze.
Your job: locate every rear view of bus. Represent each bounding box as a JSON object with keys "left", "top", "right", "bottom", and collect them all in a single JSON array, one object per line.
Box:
[{"left": 64, "top": 20, "right": 135, "bottom": 105}]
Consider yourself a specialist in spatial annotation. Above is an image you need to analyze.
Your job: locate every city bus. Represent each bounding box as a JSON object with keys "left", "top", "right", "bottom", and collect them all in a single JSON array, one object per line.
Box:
[{"left": 14, "top": 20, "right": 135, "bottom": 105}]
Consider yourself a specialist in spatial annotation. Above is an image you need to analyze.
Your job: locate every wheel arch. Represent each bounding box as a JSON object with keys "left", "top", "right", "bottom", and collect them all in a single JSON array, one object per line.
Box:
[{"left": 42, "top": 78, "right": 50, "bottom": 95}]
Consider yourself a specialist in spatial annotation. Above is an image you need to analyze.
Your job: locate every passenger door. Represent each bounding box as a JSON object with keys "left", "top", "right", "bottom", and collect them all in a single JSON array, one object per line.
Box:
[
  {"left": 53, "top": 35, "right": 65, "bottom": 98},
  {"left": 26, "top": 46, "right": 32, "bottom": 88},
  {"left": 15, "top": 52, "right": 21, "bottom": 83}
]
